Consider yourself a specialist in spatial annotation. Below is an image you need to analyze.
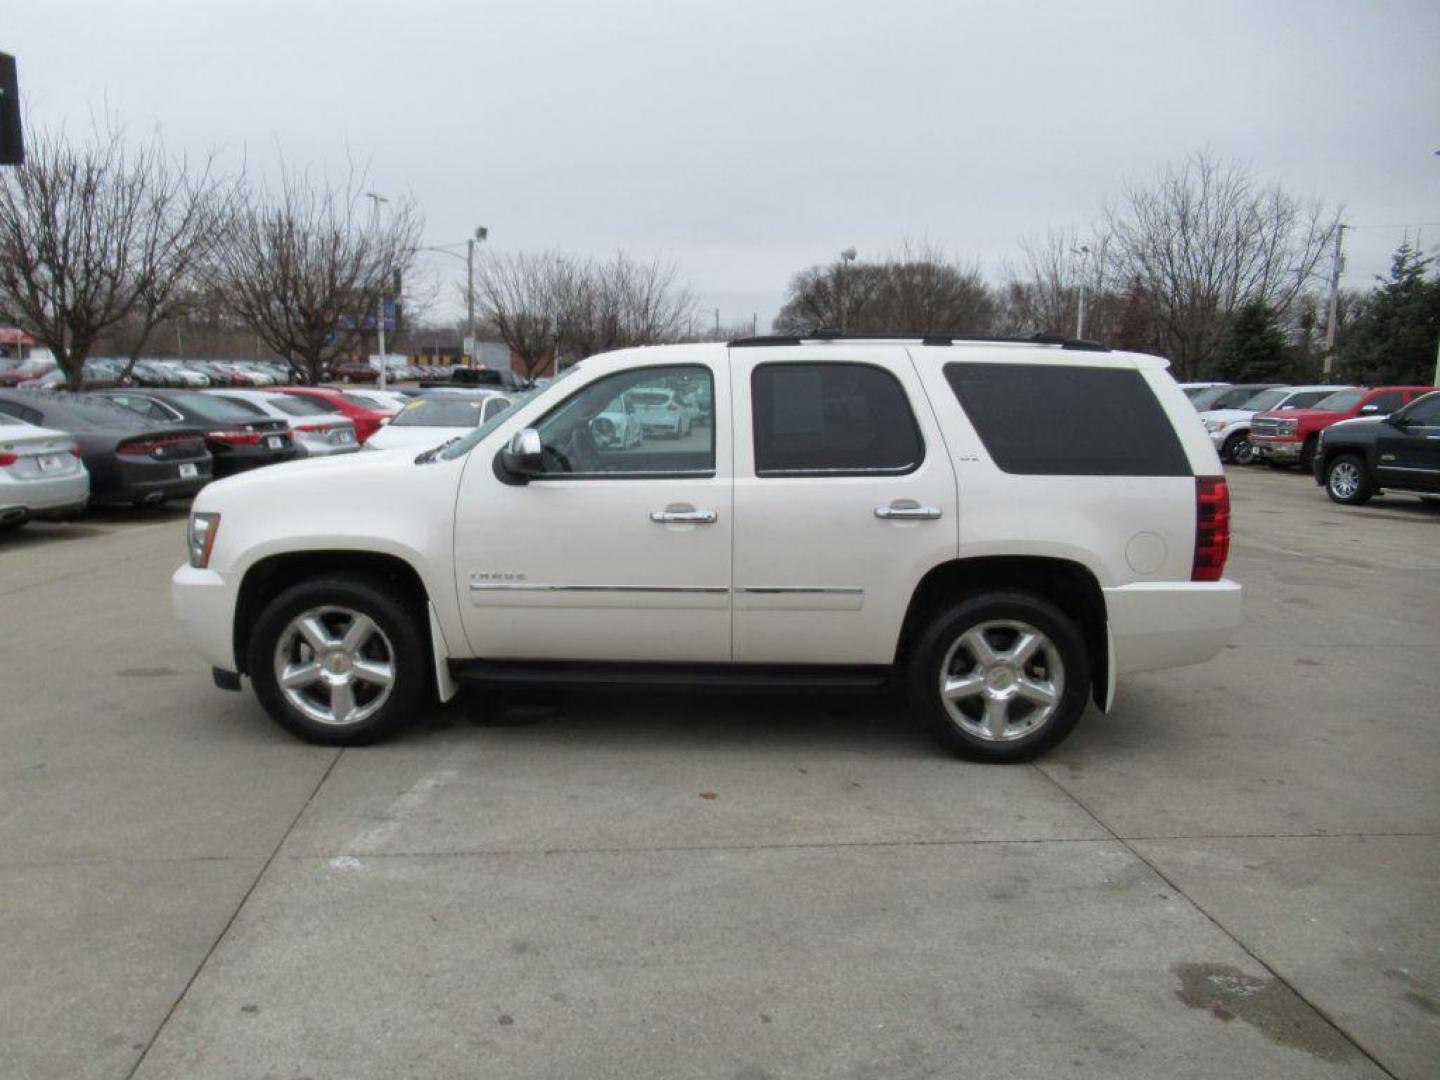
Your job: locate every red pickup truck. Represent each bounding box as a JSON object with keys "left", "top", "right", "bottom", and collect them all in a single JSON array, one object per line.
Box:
[{"left": 1249, "top": 385, "right": 1438, "bottom": 468}]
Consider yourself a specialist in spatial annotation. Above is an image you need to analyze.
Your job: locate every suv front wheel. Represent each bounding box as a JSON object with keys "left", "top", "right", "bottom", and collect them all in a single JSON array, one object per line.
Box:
[
  {"left": 907, "top": 592, "right": 1090, "bottom": 762},
  {"left": 248, "top": 576, "right": 428, "bottom": 745}
]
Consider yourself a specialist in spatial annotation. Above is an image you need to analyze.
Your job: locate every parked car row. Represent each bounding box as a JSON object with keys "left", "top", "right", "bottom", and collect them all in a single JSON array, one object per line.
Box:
[
  {"left": 0, "top": 383, "right": 522, "bottom": 531},
  {"left": 1183, "top": 380, "right": 1440, "bottom": 507}
]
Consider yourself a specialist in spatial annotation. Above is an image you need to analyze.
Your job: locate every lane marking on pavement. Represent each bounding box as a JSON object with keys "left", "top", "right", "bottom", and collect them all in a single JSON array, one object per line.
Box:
[{"left": 331, "top": 766, "right": 459, "bottom": 869}]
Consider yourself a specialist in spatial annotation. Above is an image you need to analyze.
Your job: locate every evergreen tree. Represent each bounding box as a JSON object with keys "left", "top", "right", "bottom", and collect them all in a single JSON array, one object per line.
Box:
[
  {"left": 1337, "top": 244, "right": 1440, "bottom": 385},
  {"left": 1214, "top": 301, "right": 1291, "bottom": 381}
]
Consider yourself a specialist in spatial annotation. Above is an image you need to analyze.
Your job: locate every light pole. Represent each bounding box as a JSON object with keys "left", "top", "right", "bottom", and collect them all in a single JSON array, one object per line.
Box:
[
  {"left": 838, "top": 247, "right": 856, "bottom": 333},
  {"left": 467, "top": 226, "right": 487, "bottom": 367},
  {"left": 365, "top": 192, "right": 390, "bottom": 389},
  {"left": 1072, "top": 245, "right": 1091, "bottom": 339},
  {"left": 423, "top": 225, "right": 489, "bottom": 368}
]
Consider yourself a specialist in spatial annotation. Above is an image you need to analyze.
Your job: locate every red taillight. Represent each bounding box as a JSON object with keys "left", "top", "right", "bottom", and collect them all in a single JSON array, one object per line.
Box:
[
  {"left": 209, "top": 429, "right": 262, "bottom": 446},
  {"left": 295, "top": 424, "right": 328, "bottom": 433},
  {"left": 69, "top": 446, "right": 82, "bottom": 457},
  {"left": 0, "top": 452, "right": 16, "bottom": 466},
  {"left": 118, "top": 435, "right": 204, "bottom": 458},
  {"left": 1192, "top": 476, "right": 1231, "bottom": 582}
]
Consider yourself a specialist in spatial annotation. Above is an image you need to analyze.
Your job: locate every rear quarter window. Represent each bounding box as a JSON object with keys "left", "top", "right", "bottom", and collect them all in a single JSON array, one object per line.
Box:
[{"left": 943, "top": 363, "right": 1191, "bottom": 477}]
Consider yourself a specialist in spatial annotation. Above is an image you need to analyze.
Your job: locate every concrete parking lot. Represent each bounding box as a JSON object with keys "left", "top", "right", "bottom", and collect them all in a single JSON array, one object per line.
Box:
[{"left": 2, "top": 468, "right": 1437, "bottom": 1080}]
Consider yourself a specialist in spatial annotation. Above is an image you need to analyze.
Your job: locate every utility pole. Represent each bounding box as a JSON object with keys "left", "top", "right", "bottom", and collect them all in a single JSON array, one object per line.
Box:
[
  {"left": 1073, "top": 245, "right": 1091, "bottom": 339},
  {"left": 714, "top": 308, "right": 720, "bottom": 338},
  {"left": 838, "top": 247, "right": 856, "bottom": 334},
  {"left": 1323, "top": 223, "right": 1347, "bottom": 377}
]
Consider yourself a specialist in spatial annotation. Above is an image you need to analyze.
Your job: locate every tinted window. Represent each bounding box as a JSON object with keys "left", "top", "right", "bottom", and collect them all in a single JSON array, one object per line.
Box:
[
  {"left": 944, "top": 363, "right": 1190, "bottom": 477},
  {"left": 1314, "top": 389, "right": 1364, "bottom": 412},
  {"left": 169, "top": 392, "right": 259, "bottom": 420},
  {"left": 1283, "top": 390, "right": 1337, "bottom": 409},
  {"left": 270, "top": 396, "right": 332, "bottom": 416},
  {"left": 751, "top": 362, "right": 922, "bottom": 476},
  {"left": 210, "top": 395, "right": 268, "bottom": 417},
  {"left": 1362, "top": 391, "right": 1404, "bottom": 414},
  {"left": 1238, "top": 388, "right": 1288, "bottom": 411},
  {"left": 531, "top": 364, "right": 715, "bottom": 477},
  {"left": 337, "top": 392, "right": 380, "bottom": 411},
  {"left": 0, "top": 400, "right": 43, "bottom": 425},
  {"left": 1401, "top": 392, "right": 1440, "bottom": 424}
]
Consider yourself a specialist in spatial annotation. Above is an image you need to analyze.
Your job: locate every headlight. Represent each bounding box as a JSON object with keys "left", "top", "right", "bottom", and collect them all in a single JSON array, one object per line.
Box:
[
  {"left": 187, "top": 512, "right": 221, "bottom": 568},
  {"left": 1204, "top": 419, "right": 1228, "bottom": 433},
  {"left": 1277, "top": 420, "right": 1299, "bottom": 436}
]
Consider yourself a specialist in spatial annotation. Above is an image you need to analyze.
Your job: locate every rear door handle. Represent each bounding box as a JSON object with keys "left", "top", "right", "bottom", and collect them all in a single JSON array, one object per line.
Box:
[
  {"left": 875, "top": 502, "right": 943, "bottom": 521},
  {"left": 651, "top": 508, "right": 717, "bottom": 525}
]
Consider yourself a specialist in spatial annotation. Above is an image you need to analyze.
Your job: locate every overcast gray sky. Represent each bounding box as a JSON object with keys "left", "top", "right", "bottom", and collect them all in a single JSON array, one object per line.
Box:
[{"left": 10, "top": 0, "right": 1440, "bottom": 331}]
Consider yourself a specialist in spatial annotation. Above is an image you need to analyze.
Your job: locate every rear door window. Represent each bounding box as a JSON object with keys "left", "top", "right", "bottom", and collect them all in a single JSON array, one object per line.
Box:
[
  {"left": 944, "top": 363, "right": 1190, "bottom": 477},
  {"left": 750, "top": 362, "right": 923, "bottom": 476}
]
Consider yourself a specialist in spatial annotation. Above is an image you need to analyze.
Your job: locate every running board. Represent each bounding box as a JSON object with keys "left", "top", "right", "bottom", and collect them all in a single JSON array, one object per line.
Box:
[{"left": 452, "top": 660, "right": 893, "bottom": 691}]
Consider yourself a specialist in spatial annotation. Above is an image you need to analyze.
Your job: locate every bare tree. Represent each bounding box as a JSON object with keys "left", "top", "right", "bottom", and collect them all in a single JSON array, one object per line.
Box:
[
  {"left": 1106, "top": 153, "right": 1338, "bottom": 379},
  {"left": 0, "top": 126, "right": 232, "bottom": 388},
  {"left": 211, "top": 167, "right": 423, "bottom": 383},
  {"left": 472, "top": 250, "right": 568, "bottom": 381},
  {"left": 774, "top": 244, "right": 994, "bottom": 335},
  {"left": 477, "top": 250, "right": 696, "bottom": 378},
  {"left": 998, "top": 231, "right": 1117, "bottom": 339}
]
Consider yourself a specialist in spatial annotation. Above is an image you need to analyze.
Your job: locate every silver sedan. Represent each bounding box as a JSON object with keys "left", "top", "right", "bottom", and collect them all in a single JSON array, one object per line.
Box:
[{"left": 0, "top": 417, "right": 91, "bottom": 528}]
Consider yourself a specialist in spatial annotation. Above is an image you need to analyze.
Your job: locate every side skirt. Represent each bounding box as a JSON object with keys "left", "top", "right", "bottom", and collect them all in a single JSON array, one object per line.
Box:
[{"left": 451, "top": 660, "right": 893, "bottom": 692}]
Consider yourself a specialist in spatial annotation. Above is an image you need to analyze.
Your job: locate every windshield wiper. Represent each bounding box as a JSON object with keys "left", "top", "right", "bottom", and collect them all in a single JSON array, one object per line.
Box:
[{"left": 414, "top": 437, "right": 463, "bottom": 464}]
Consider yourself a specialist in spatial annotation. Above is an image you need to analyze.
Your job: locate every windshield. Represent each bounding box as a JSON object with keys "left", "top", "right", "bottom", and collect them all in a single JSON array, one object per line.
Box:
[
  {"left": 390, "top": 396, "right": 491, "bottom": 428},
  {"left": 270, "top": 396, "right": 334, "bottom": 416},
  {"left": 1312, "top": 389, "right": 1364, "bottom": 412},
  {"left": 337, "top": 392, "right": 383, "bottom": 411},
  {"left": 439, "top": 370, "right": 578, "bottom": 461},
  {"left": 1236, "top": 388, "right": 1287, "bottom": 412}
]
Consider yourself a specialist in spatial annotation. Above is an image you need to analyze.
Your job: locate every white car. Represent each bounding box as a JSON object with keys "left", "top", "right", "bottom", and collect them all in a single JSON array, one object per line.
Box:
[
  {"left": 365, "top": 392, "right": 513, "bottom": 452},
  {"left": 0, "top": 416, "right": 90, "bottom": 528},
  {"left": 173, "top": 335, "right": 1241, "bottom": 762},
  {"left": 204, "top": 389, "right": 359, "bottom": 457},
  {"left": 338, "top": 387, "right": 412, "bottom": 413},
  {"left": 1200, "top": 384, "right": 1350, "bottom": 464},
  {"left": 624, "top": 387, "right": 693, "bottom": 438}
]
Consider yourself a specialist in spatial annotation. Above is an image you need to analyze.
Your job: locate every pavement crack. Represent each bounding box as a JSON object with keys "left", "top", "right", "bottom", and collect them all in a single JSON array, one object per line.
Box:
[{"left": 123, "top": 747, "right": 345, "bottom": 1080}]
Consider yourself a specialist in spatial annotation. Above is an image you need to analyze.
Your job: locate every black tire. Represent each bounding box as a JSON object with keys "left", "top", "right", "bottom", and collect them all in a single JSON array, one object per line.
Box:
[
  {"left": 1222, "top": 432, "right": 1255, "bottom": 465},
  {"left": 906, "top": 591, "right": 1090, "bottom": 763},
  {"left": 1323, "top": 454, "right": 1374, "bottom": 506},
  {"left": 247, "top": 575, "right": 428, "bottom": 745}
]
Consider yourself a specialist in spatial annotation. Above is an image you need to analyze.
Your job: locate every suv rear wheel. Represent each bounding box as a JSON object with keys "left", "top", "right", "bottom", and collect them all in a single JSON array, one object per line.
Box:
[
  {"left": 1324, "top": 454, "right": 1374, "bottom": 506},
  {"left": 248, "top": 576, "right": 427, "bottom": 745},
  {"left": 907, "top": 592, "right": 1090, "bottom": 762}
]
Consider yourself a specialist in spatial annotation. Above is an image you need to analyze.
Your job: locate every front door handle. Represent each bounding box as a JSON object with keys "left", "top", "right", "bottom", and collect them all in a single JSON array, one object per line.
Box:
[
  {"left": 650, "top": 507, "right": 717, "bottom": 525},
  {"left": 875, "top": 501, "right": 943, "bottom": 521}
]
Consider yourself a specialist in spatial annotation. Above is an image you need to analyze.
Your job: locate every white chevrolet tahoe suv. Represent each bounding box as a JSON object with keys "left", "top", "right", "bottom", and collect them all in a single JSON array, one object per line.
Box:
[{"left": 172, "top": 334, "right": 1242, "bottom": 762}]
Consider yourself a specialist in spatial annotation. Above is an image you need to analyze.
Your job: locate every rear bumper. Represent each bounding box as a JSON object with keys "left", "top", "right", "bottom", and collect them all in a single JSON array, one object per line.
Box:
[
  {"left": 1104, "top": 580, "right": 1243, "bottom": 675},
  {"left": 0, "top": 470, "right": 91, "bottom": 514},
  {"left": 172, "top": 564, "right": 239, "bottom": 672}
]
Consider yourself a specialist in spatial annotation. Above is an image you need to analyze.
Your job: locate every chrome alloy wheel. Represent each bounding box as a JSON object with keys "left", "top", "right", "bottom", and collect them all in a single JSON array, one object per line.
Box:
[
  {"left": 938, "top": 620, "right": 1065, "bottom": 742},
  {"left": 1328, "top": 460, "right": 1361, "bottom": 500},
  {"left": 273, "top": 606, "right": 396, "bottom": 726}
]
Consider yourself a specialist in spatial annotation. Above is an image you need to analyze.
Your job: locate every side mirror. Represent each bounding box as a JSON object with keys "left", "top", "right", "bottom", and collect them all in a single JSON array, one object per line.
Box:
[{"left": 501, "top": 428, "right": 543, "bottom": 476}]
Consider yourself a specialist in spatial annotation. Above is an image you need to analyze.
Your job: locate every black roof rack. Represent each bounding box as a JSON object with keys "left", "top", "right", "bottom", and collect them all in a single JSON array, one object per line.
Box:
[{"left": 727, "top": 331, "right": 1109, "bottom": 352}]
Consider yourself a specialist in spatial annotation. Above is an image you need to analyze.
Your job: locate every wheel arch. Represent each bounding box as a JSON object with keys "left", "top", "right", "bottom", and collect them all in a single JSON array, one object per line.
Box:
[
  {"left": 894, "top": 555, "right": 1110, "bottom": 711},
  {"left": 233, "top": 550, "right": 437, "bottom": 684}
]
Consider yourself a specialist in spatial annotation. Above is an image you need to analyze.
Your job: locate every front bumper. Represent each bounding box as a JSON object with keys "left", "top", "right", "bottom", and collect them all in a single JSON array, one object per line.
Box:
[
  {"left": 1104, "top": 579, "right": 1243, "bottom": 675},
  {"left": 1250, "top": 438, "right": 1301, "bottom": 461},
  {"left": 172, "top": 564, "right": 240, "bottom": 673}
]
